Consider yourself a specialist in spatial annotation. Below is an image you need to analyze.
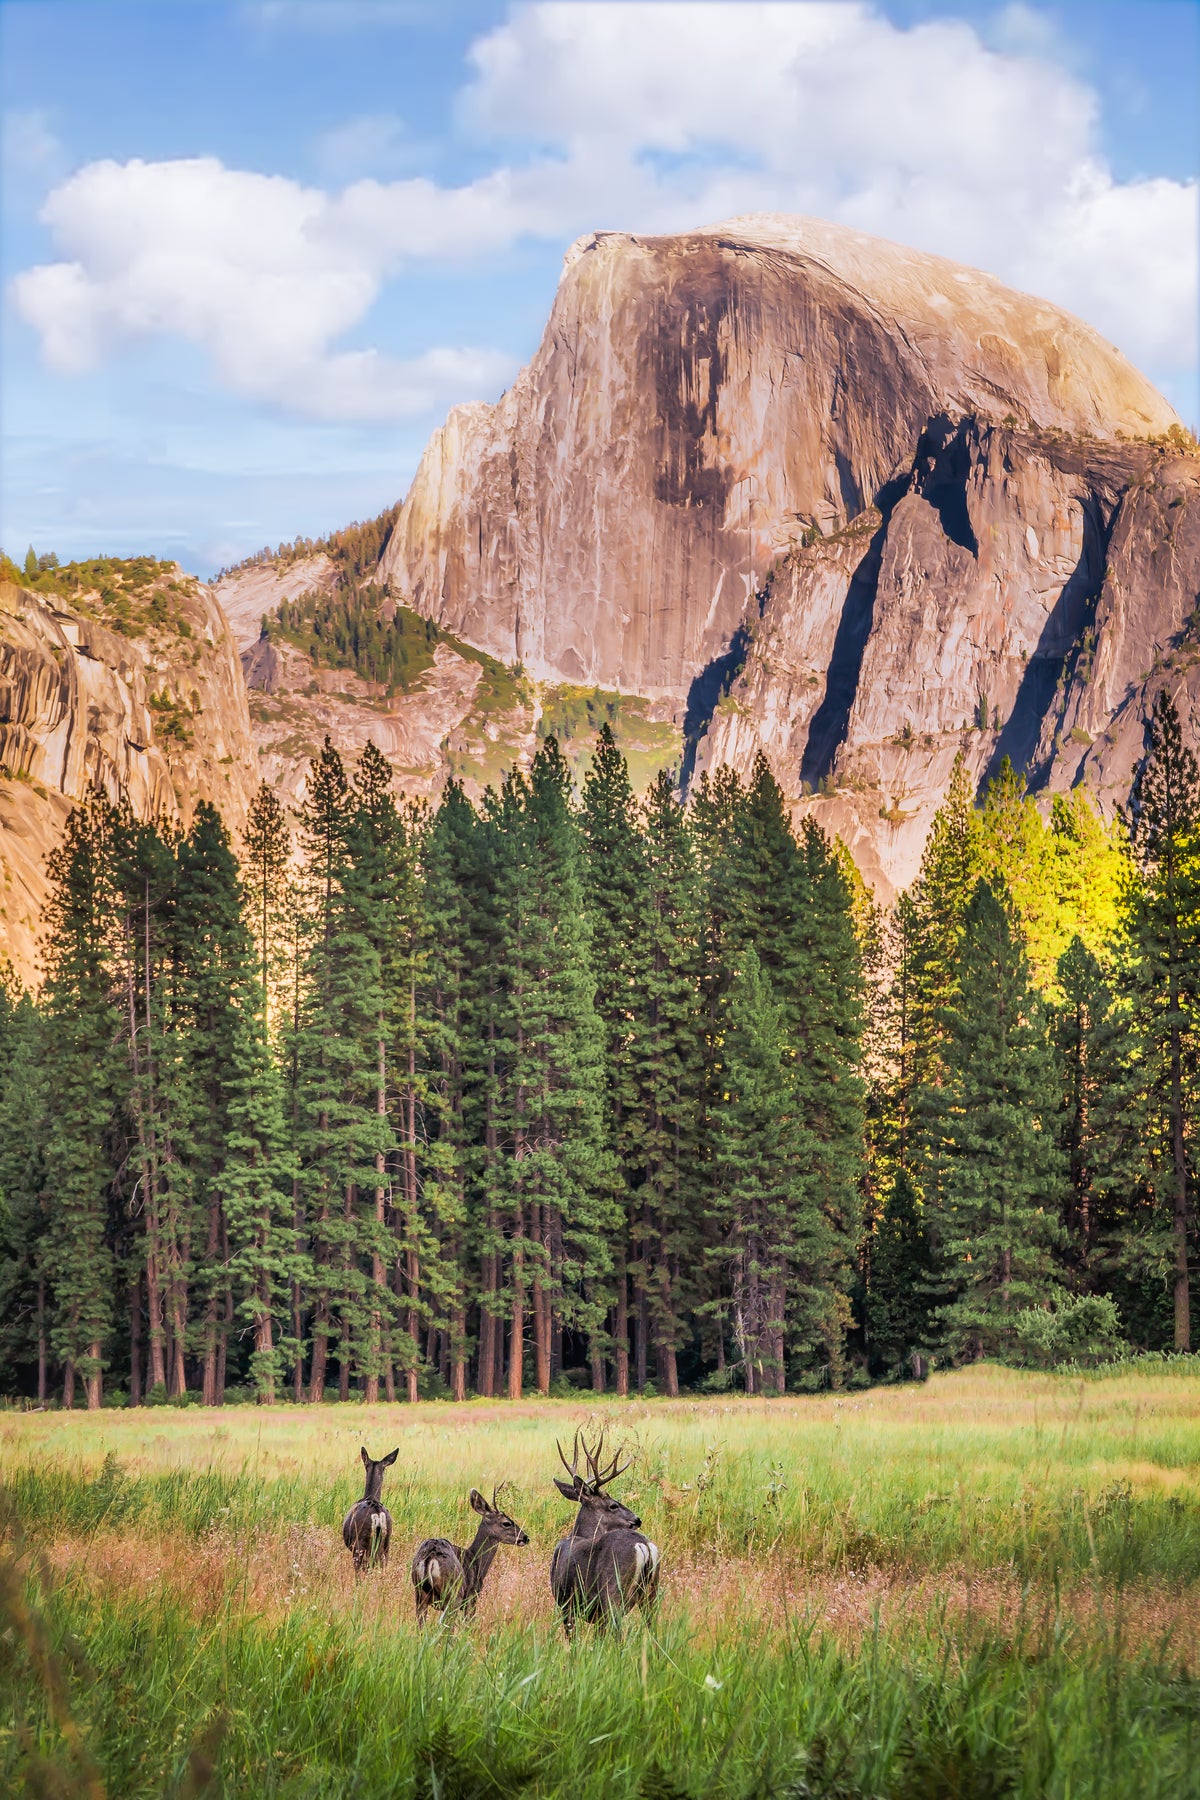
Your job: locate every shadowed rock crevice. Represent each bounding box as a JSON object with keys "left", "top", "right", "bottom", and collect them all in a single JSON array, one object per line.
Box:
[
  {"left": 799, "top": 476, "right": 909, "bottom": 789},
  {"left": 913, "top": 415, "right": 979, "bottom": 555},
  {"left": 680, "top": 622, "right": 752, "bottom": 790},
  {"left": 984, "top": 489, "right": 1113, "bottom": 792}
]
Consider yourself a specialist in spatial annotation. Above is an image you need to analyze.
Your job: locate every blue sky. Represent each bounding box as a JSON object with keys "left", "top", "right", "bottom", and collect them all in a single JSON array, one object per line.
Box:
[{"left": 2, "top": 0, "right": 1197, "bottom": 575}]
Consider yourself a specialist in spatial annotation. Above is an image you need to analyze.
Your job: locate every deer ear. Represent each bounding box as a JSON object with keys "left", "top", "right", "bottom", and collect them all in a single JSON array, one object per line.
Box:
[
  {"left": 469, "top": 1488, "right": 488, "bottom": 1513},
  {"left": 554, "top": 1478, "right": 584, "bottom": 1500},
  {"left": 360, "top": 1446, "right": 370, "bottom": 1466},
  {"left": 383, "top": 1448, "right": 399, "bottom": 1466}
]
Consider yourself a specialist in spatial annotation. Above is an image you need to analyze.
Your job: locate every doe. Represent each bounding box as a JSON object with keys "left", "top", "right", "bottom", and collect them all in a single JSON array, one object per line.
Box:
[
  {"left": 342, "top": 1445, "right": 398, "bottom": 1576},
  {"left": 549, "top": 1431, "right": 660, "bottom": 1636},
  {"left": 411, "top": 1486, "right": 529, "bottom": 1623}
]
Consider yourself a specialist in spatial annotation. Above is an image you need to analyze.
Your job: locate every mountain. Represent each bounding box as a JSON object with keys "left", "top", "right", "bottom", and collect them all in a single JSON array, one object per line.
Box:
[
  {"left": 3, "top": 213, "right": 1197, "bottom": 974},
  {"left": 0, "top": 560, "right": 257, "bottom": 985},
  {"left": 216, "top": 541, "right": 682, "bottom": 806},
  {"left": 377, "top": 213, "right": 1198, "bottom": 893}
]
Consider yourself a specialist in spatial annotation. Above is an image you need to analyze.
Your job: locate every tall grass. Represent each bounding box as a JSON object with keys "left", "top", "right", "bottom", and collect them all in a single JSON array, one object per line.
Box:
[{"left": 3, "top": 1368, "right": 1200, "bottom": 1796}]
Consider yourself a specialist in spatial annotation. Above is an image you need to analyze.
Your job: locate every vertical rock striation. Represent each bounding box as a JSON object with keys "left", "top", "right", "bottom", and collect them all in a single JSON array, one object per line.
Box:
[{"left": 0, "top": 573, "right": 258, "bottom": 985}]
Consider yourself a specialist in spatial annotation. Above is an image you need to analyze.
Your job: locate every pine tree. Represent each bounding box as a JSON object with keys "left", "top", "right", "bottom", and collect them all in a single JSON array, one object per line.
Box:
[
  {"left": 421, "top": 781, "right": 481, "bottom": 1400},
  {"left": 173, "top": 802, "right": 292, "bottom": 1403},
  {"left": 0, "top": 983, "right": 50, "bottom": 1400},
  {"left": 1054, "top": 936, "right": 1127, "bottom": 1287},
  {"left": 292, "top": 737, "right": 370, "bottom": 1402},
  {"left": 631, "top": 770, "right": 702, "bottom": 1397},
  {"left": 708, "top": 946, "right": 807, "bottom": 1393},
  {"left": 713, "top": 758, "right": 865, "bottom": 1379},
  {"left": 348, "top": 742, "right": 422, "bottom": 1403},
  {"left": 930, "top": 880, "right": 1065, "bottom": 1357},
  {"left": 242, "top": 781, "right": 293, "bottom": 1031},
  {"left": 579, "top": 725, "right": 648, "bottom": 1393},
  {"left": 496, "top": 740, "right": 613, "bottom": 1397},
  {"left": 867, "top": 1169, "right": 939, "bottom": 1375},
  {"left": 907, "top": 754, "right": 981, "bottom": 1096},
  {"left": 40, "top": 794, "right": 120, "bottom": 1407},
  {"left": 1123, "top": 690, "right": 1200, "bottom": 1348},
  {"left": 110, "top": 806, "right": 187, "bottom": 1399},
  {"left": 976, "top": 758, "right": 1055, "bottom": 978}
]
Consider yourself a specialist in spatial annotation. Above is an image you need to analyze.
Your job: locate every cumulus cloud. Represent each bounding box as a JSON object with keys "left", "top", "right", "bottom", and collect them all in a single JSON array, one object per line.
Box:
[
  {"left": 11, "top": 2, "right": 1197, "bottom": 424},
  {"left": 11, "top": 156, "right": 518, "bottom": 420}
]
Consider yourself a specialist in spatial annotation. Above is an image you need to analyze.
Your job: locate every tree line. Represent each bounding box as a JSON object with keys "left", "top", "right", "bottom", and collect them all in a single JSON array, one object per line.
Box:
[{"left": 0, "top": 695, "right": 1196, "bottom": 1407}]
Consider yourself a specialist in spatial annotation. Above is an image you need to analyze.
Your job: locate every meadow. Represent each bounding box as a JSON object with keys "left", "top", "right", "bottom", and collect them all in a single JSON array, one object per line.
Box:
[{"left": 3, "top": 1365, "right": 1200, "bottom": 1799}]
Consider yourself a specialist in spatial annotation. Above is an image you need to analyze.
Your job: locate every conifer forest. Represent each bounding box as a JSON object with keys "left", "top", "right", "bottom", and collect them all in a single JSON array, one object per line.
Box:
[{"left": 2, "top": 693, "right": 1198, "bottom": 1410}]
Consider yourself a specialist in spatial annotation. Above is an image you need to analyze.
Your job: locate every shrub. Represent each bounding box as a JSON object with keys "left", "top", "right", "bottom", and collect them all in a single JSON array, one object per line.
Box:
[{"left": 1010, "top": 1293, "right": 1128, "bottom": 1368}]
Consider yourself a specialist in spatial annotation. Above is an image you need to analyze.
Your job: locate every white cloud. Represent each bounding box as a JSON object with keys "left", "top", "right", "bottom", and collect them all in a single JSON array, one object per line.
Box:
[
  {"left": 11, "top": 157, "right": 518, "bottom": 421},
  {"left": 11, "top": 2, "right": 1197, "bottom": 425}
]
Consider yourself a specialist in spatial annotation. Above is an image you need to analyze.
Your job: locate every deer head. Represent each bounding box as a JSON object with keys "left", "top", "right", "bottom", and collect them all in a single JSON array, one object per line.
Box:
[
  {"left": 360, "top": 1445, "right": 399, "bottom": 1502},
  {"left": 468, "top": 1484, "right": 530, "bottom": 1546},
  {"left": 553, "top": 1431, "right": 641, "bottom": 1530}
]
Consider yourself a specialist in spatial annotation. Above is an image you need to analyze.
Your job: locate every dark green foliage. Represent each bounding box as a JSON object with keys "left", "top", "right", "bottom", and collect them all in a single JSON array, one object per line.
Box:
[
  {"left": 21, "top": 678, "right": 1200, "bottom": 1402},
  {"left": 867, "top": 1170, "right": 939, "bottom": 1375},
  {"left": 39, "top": 795, "right": 121, "bottom": 1406},
  {"left": 268, "top": 586, "right": 441, "bottom": 692},
  {"left": 926, "top": 882, "right": 1066, "bottom": 1358},
  {"left": 1121, "top": 690, "right": 1200, "bottom": 1348}
]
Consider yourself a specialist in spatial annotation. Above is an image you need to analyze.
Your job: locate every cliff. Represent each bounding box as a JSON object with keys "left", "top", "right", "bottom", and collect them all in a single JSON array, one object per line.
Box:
[
  {"left": 0, "top": 565, "right": 259, "bottom": 985},
  {"left": 378, "top": 213, "right": 1195, "bottom": 892}
]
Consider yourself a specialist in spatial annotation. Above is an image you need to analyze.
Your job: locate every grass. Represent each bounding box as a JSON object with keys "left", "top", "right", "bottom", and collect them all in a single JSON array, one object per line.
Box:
[{"left": 3, "top": 1367, "right": 1200, "bottom": 1796}]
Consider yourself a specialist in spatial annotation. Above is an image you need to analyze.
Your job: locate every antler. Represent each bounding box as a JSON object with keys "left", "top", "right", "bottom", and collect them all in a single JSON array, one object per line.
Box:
[
  {"left": 579, "top": 1429, "right": 631, "bottom": 1491},
  {"left": 556, "top": 1431, "right": 584, "bottom": 1485}
]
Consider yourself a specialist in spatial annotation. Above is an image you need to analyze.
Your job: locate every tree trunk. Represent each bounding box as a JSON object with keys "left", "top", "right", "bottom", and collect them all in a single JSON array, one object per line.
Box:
[
  {"left": 477, "top": 1246, "right": 496, "bottom": 1398},
  {"left": 85, "top": 1340, "right": 103, "bottom": 1410},
  {"left": 201, "top": 1196, "right": 222, "bottom": 1406},
  {"left": 531, "top": 1200, "right": 551, "bottom": 1396},
  {"left": 655, "top": 1249, "right": 680, "bottom": 1398},
  {"left": 509, "top": 1215, "right": 525, "bottom": 1402},
  {"left": 218, "top": 1238, "right": 234, "bottom": 1400},
  {"left": 255, "top": 1265, "right": 275, "bottom": 1404},
  {"left": 769, "top": 1272, "right": 786, "bottom": 1397},
  {"left": 366, "top": 1037, "right": 388, "bottom": 1405},
  {"left": 635, "top": 1279, "right": 648, "bottom": 1394},
  {"left": 614, "top": 1255, "right": 630, "bottom": 1398},
  {"left": 587, "top": 1280, "right": 606, "bottom": 1393},
  {"left": 451, "top": 1305, "right": 467, "bottom": 1403},
  {"left": 37, "top": 1277, "right": 48, "bottom": 1407},
  {"left": 63, "top": 1358, "right": 75, "bottom": 1410},
  {"left": 309, "top": 1299, "right": 329, "bottom": 1404},
  {"left": 169, "top": 1271, "right": 187, "bottom": 1398},
  {"left": 550, "top": 1207, "right": 564, "bottom": 1379}
]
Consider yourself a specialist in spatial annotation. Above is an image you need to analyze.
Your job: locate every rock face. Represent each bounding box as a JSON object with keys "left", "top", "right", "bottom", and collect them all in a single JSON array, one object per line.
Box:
[
  {"left": 214, "top": 553, "right": 339, "bottom": 652},
  {"left": 702, "top": 430, "right": 1200, "bottom": 894},
  {"left": 379, "top": 213, "right": 1195, "bottom": 894},
  {"left": 0, "top": 573, "right": 258, "bottom": 985}
]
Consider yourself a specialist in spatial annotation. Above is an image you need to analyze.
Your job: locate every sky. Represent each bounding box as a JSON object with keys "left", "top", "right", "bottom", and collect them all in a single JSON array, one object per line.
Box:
[{"left": 1, "top": 0, "right": 1198, "bottom": 577}]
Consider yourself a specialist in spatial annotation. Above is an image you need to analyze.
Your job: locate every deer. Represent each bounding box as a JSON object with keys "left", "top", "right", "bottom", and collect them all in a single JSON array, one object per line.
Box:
[
  {"left": 411, "top": 1486, "right": 529, "bottom": 1623},
  {"left": 549, "top": 1431, "right": 660, "bottom": 1636},
  {"left": 342, "top": 1445, "right": 398, "bottom": 1576}
]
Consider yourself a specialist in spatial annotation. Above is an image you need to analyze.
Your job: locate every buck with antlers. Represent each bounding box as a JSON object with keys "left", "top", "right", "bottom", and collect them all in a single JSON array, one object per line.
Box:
[
  {"left": 549, "top": 1432, "right": 660, "bottom": 1635},
  {"left": 342, "top": 1445, "right": 399, "bottom": 1576},
  {"left": 411, "top": 1486, "right": 530, "bottom": 1623}
]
